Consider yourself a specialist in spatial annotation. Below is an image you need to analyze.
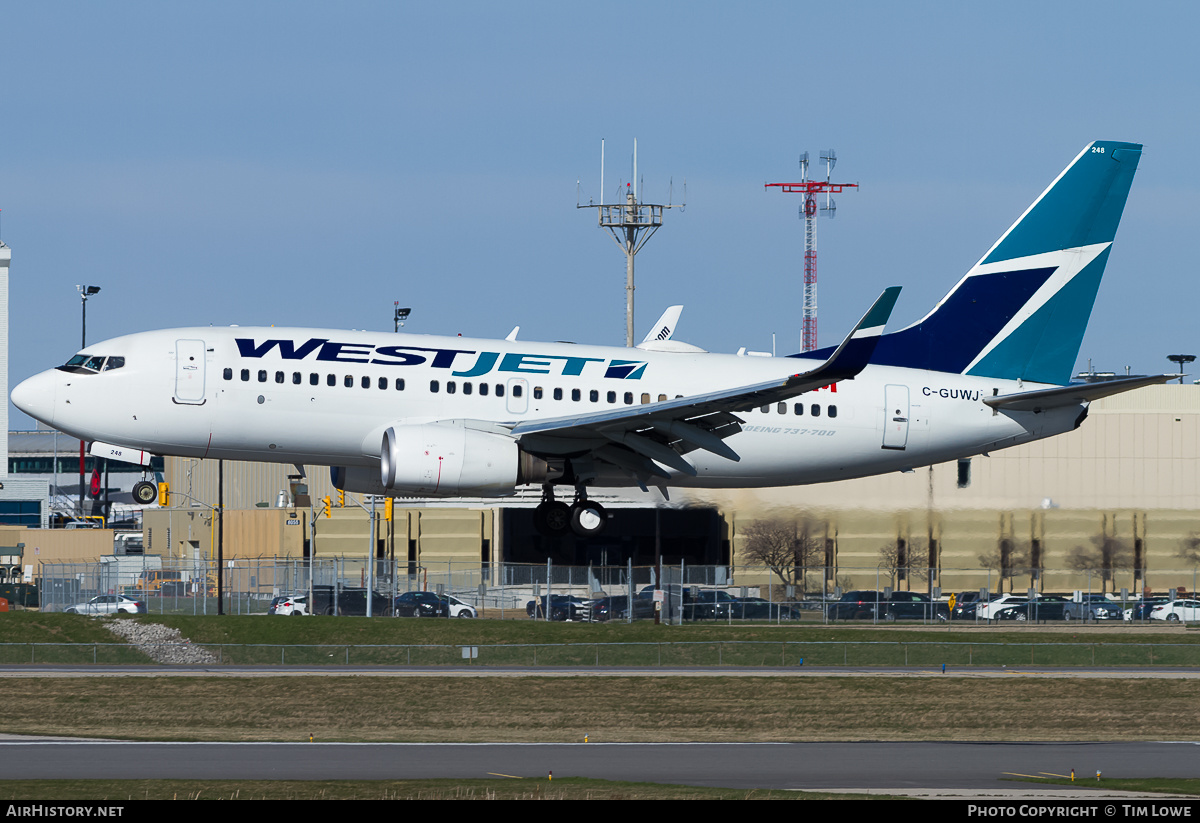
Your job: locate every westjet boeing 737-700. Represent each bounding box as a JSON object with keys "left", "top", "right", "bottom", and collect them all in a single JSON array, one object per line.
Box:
[{"left": 12, "top": 141, "right": 1170, "bottom": 537}]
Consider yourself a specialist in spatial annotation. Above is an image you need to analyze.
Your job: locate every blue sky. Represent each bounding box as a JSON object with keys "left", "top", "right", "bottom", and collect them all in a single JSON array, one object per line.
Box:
[{"left": 3, "top": 1, "right": 1198, "bottom": 427}]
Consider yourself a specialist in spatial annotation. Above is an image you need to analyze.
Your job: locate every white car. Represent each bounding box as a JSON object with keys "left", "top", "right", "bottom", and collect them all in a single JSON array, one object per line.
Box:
[
  {"left": 269, "top": 594, "right": 309, "bottom": 616},
  {"left": 975, "top": 594, "right": 1025, "bottom": 620},
  {"left": 1150, "top": 599, "right": 1200, "bottom": 623},
  {"left": 443, "top": 595, "right": 477, "bottom": 618},
  {"left": 64, "top": 594, "right": 145, "bottom": 615}
]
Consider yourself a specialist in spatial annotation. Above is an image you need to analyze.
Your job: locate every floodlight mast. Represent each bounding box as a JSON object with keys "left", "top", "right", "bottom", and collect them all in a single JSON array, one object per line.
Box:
[
  {"left": 766, "top": 149, "right": 858, "bottom": 352},
  {"left": 578, "top": 139, "right": 684, "bottom": 347}
]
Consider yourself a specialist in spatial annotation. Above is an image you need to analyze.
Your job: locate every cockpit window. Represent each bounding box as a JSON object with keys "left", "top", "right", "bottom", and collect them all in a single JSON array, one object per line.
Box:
[{"left": 57, "top": 354, "right": 126, "bottom": 375}]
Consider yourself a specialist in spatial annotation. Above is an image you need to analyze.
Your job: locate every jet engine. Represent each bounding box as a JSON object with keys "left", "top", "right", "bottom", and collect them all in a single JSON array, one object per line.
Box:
[{"left": 369, "top": 423, "right": 547, "bottom": 497}]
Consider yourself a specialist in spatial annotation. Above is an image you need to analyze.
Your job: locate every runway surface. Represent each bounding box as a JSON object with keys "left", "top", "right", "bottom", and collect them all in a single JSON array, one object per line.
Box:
[{"left": 2, "top": 740, "right": 1197, "bottom": 791}]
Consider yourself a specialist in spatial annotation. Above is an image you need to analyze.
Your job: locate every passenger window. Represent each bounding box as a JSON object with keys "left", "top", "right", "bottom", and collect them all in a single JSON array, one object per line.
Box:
[
  {"left": 275, "top": 371, "right": 285, "bottom": 384},
  {"left": 624, "top": 392, "right": 633, "bottom": 404},
  {"left": 430, "top": 380, "right": 440, "bottom": 393},
  {"left": 361, "top": 376, "right": 370, "bottom": 389},
  {"left": 223, "top": 368, "right": 232, "bottom": 381},
  {"left": 761, "top": 405, "right": 769, "bottom": 413},
  {"left": 395, "top": 378, "right": 406, "bottom": 391},
  {"left": 794, "top": 403, "right": 803, "bottom": 416},
  {"left": 447, "top": 381, "right": 456, "bottom": 394},
  {"left": 777, "top": 402, "right": 786, "bottom": 414},
  {"left": 572, "top": 389, "right": 581, "bottom": 401},
  {"left": 477, "top": 382, "right": 485, "bottom": 396},
  {"left": 327, "top": 374, "right": 336, "bottom": 387},
  {"left": 533, "top": 387, "right": 543, "bottom": 399},
  {"left": 241, "top": 369, "right": 250, "bottom": 382},
  {"left": 496, "top": 384, "right": 504, "bottom": 397},
  {"left": 463, "top": 382, "right": 473, "bottom": 395},
  {"left": 512, "top": 384, "right": 523, "bottom": 397},
  {"left": 293, "top": 372, "right": 302, "bottom": 385},
  {"left": 310, "top": 373, "right": 319, "bottom": 386},
  {"left": 589, "top": 390, "right": 599, "bottom": 402},
  {"left": 378, "top": 376, "right": 387, "bottom": 390},
  {"left": 344, "top": 375, "right": 353, "bottom": 388},
  {"left": 811, "top": 404, "right": 821, "bottom": 417},
  {"left": 829, "top": 405, "right": 838, "bottom": 418},
  {"left": 658, "top": 394, "right": 667, "bottom": 402},
  {"left": 553, "top": 388, "right": 563, "bottom": 400},
  {"left": 258, "top": 370, "right": 267, "bottom": 382},
  {"left": 641, "top": 393, "right": 650, "bottom": 404},
  {"left": 607, "top": 391, "right": 616, "bottom": 403}
]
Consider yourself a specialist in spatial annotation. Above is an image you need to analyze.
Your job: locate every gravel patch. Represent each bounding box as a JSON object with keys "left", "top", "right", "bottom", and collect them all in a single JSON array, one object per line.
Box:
[{"left": 105, "top": 619, "right": 219, "bottom": 665}]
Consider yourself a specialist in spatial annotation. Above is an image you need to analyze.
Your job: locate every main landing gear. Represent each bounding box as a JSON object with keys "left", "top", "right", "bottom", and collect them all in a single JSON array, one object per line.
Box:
[{"left": 533, "top": 485, "right": 607, "bottom": 538}]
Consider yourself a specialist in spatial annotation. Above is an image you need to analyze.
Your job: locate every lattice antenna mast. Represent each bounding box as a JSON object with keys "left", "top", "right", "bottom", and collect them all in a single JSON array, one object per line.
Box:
[
  {"left": 766, "top": 148, "right": 858, "bottom": 352},
  {"left": 578, "top": 139, "right": 684, "bottom": 347}
]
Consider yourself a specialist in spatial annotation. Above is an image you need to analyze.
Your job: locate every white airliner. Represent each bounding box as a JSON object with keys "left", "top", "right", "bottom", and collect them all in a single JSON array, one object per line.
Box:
[{"left": 12, "top": 140, "right": 1170, "bottom": 537}]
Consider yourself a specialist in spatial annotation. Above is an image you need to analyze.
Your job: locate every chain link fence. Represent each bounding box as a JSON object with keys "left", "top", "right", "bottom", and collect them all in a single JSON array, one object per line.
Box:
[{"left": 35, "top": 557, "right": 1200, "bottom": 624}]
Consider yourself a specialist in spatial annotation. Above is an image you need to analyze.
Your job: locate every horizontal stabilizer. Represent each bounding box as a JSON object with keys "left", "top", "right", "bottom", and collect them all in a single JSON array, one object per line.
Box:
[{"left": 983, "top": 374, "right": 1176, "bottom": 412}]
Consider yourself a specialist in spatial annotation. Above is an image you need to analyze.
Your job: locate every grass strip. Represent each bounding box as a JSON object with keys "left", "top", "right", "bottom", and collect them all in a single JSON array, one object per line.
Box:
[
  {"left": 1006, "top": 777, "right": 1200, "bottom": 796},
  {"left": 3, "top": 676, "right": 1199, "bottom": 743},
  {"left": 0, "top": 777, "right": 888, "bottom": 800}
]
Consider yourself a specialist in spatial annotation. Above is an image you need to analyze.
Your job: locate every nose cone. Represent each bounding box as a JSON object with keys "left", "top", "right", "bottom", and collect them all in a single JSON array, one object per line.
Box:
[{"left": 11, "top": 370, "right": 58, "bottom": 427}]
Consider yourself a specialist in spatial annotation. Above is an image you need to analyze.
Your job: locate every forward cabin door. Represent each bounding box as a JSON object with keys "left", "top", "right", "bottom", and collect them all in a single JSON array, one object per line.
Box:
[
  {"left": 174, "top": 339, "right": 207, "bottom": 404},
  {"left": 882, "top": 384, "right": 910, "bottom": 450}
]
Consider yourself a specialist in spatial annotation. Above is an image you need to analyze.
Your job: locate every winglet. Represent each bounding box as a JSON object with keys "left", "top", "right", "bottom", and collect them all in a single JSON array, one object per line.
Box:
[{"left": 792, "top": 286, "right": 901, "bottom": 386}]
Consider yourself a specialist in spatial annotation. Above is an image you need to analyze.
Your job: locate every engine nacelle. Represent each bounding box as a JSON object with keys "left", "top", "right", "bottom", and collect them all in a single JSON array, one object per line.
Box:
[{"left": 378, "top": 423, "right": 547, "bottom": 497}]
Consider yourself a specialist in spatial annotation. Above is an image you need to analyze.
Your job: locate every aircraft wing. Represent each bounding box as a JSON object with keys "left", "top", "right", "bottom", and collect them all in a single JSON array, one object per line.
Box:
[
  {"left": 983, "top": 373, "right": 1177, "bottom": 412},
  {"left": 506, "top": 287, "right": 900, "bottom": 480}
]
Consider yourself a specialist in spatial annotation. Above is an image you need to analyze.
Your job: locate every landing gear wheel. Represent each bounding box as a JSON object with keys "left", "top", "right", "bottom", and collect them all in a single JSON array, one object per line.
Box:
[
  {"left": 534, "top": 501, "right": 571, "bottom": 535},
  {"left": 132, "top": 481, "right": 158, "bottom": 506},
  {"left": 570, "top": 501, "right": 607, "bottom": 537}
]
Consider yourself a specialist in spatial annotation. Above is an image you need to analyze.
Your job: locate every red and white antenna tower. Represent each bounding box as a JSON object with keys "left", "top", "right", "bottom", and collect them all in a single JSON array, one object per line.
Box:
[{"left": 766, "top": 150, "right": 858, "bottom": 352}]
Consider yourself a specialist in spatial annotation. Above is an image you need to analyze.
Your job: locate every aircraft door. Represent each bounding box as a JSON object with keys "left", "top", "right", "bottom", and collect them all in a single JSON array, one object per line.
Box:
[
  {"left": 174, "top": 339, "right": 207, "bottom": 404},
  {"left": 505, "top": 378, "right": 529, "bottom": 415},
  {"left": 882, "top": 384, "right": 910, "bottom": 450}
]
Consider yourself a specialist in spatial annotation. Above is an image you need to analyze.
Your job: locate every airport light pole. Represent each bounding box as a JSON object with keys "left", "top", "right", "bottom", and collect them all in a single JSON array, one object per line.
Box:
[
  {"left": 76, "top": 285, "right": 101, "bottom": 517},
  {"left": 1167, "top": 354, "right": 1195, "bottom": 384}
]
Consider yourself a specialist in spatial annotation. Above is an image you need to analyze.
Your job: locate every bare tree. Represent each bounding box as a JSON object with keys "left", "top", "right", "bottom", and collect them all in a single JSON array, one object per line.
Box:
[
  {"left": 741, "top": 518, "right": 822, "bottom": 595},
  {"left": 1066, "top": 534, "right": 1133, "bottom": 593},
  {"left": 1179, "top": 534, "right": 1200, "bottom": 568},
  {"left": 878, "top": 538, "right": 929, "bottom": 590},
  {"left": 978, "top": 540, "right": 1033, "bottom": 592}
]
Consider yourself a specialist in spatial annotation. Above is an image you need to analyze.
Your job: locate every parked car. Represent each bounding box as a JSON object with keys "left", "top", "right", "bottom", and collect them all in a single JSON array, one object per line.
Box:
[
  {"left": 268, "top": 594, "right": 309, "bottom": 616},
  {"left": 64, "top": 594, "right": 146, "bottom": 615},
  {"left": 730, "top": 597, "right": 802, "bottom": 620},
  {"left": 311, "top": 585, "right": 393, "bottom": 616},
  {"left": 975, "top": 594, "right": 1028, "bottom": 621},
  {"left": 827, "top": 591, "right": 887, "bottom": 621},
  {"left": 527, "top": 595, "right": 593, "bottom": 621},
  {"left": 879, "top": 591, "right": 950, "bottom": 622},
  {"left": 1125, "top": 597, "right": 1170, "bottom": 622},
  {"left": 394, "top": 591, "right": 450, "bottom": 618},
  {"left": 1062, "top": 594, "right": 1123, "bottom": 622},
  {"left": 593, "top": 591, "right": 659, "bottom": 621},
  {"left": 989, "top": 595, "right": 1072, "bottom": 622},
  {"left": 442, "top": 595, "right": 477, "bottom": 618},
  {"left": 682, "top": 589, "right": 739, "bottom": 621},
  {"left": 950, "top": 592, "right": 984, "bottom": 621},
  {"left": 1150, "top": 599, "right": 1200, "bottom": 623}
]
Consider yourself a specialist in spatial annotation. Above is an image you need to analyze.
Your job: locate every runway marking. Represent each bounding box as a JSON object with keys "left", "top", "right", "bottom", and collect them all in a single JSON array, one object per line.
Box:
[
  {"left": 487, "top": 773, "right": 524, "bottom": 779},
  {"left": 1039, "top": 771, "right": 1072, "bottom": 778},
  {"left": 1002, "top": 772, "right": 1047, "bottom": 779}
]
